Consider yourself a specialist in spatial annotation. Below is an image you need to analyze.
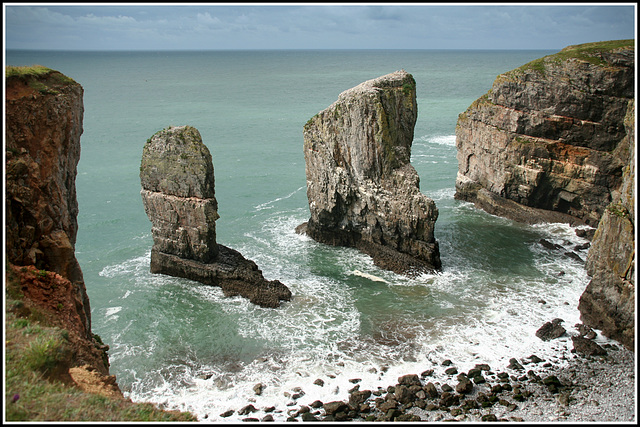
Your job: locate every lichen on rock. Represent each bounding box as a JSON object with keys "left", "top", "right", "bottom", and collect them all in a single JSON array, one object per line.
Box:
[{"left": 298, "top": 70, "right": 441, "bottom": 275}]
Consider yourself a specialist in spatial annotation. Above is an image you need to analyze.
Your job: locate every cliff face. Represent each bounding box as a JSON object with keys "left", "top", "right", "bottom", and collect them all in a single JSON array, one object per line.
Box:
[
  {"left": 579, "top": 99, "right": 635, "bottom": 351},
  {"left": 298, "top": 70, "right": 441, "bottom": 275},
  {"left": 455, "top": 40, "right": 634, "bottom": 226},
  {"left": 453, "top": 41, "right": 635, "bottom": 350},
  {"left": 5, "top": 66, "right": 113, "bottom": 376},
  {"left": 140, "top": 126, "right": 292, "bottom": 308},
  {"left": 6, "top": 67, "right": 92, "bottom": 335}
]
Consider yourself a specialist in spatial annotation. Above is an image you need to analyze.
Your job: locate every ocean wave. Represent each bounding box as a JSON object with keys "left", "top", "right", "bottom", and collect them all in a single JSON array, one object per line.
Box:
[{"left": 416, "top": 134, "right": 456, "bottom": 147}]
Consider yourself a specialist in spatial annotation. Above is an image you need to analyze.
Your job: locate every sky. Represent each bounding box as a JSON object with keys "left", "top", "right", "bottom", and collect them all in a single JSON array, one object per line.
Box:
[{"left": 3, "top": 2, "right": 637, "bottom": 51}]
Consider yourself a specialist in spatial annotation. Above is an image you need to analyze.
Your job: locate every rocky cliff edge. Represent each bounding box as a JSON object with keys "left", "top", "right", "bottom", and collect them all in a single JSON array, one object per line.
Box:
[{"left": 454, "top": 41, "right": 635, "bottom": 350}]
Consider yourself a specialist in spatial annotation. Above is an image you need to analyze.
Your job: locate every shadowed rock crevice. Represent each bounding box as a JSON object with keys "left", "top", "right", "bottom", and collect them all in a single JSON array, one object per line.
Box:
[
  {"left": 297, "top": 70, "right": 441, "bottom": 275},
  {"left": 140, "top": 125, "right": 291, "bottom": 308}
]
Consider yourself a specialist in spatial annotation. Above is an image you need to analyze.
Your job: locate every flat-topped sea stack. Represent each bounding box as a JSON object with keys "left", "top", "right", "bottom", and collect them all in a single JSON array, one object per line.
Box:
[
  {"left": 140, "top": 125, "right": 291, "bottom": 308},
  {"left": 297, "top": 70, "right": 441, "bottom": 275},
  {"left": 455, "top": 40, "right": 635, "bottom": 226}
]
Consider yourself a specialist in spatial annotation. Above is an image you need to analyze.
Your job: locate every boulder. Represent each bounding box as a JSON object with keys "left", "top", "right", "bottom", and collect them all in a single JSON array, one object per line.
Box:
[
  {"left": 571, "top": 336, "right": 608, "bottom": 356},
  {"left": 298, "top": 70, "right": 441, "bottom": 275},
  {"left": 140, "top": 126, "right": 291, "bottom": 308},
  {"left": 535, "top": 318, "right": 566, "bottom": 341}
]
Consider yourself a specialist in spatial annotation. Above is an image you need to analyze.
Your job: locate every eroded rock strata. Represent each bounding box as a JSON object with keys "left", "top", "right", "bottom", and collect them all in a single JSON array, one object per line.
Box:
[
  {"left": 298, "top": 70, "right": 441, "bottom": 275},
  {"left": 140, "top": 125, "right": 291, "bottom": 308},
  {"left": 5, "top": 66, "right": 114, "bottom": 376},
  {"left": 455, "top": 40, "right": 634, "bottom": 226},
  {"left": 579, "top": 99, "right": 635, "bottom": 351}
]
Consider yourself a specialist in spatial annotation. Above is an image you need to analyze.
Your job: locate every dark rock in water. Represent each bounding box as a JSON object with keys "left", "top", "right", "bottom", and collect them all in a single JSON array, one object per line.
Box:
[
  {"left": 313, "top": 378, "right": 324, "bottom": 387},
  {"left": 140, "top": 126, "right": 291, "bottom": 308},
  {"left": 535, "top": 318, "right": 566, "bottom": 341},
  {"left": 349, "top": 390, "right": 372, "bottom": 408},
  {"left": 393, "top": 385, "right": 415, "bottom": 405},
  {"left": 424, "top": 382, "right": 439, "bottom": 398},
  {"left": 539, "top": 239, "right": 563, "bottom": 251},
  {"left": 397, "top": 374, "right": 421, "bottom": 387},
  {"left": 420, "top": 369, "right": 434, "bottom": 377},
  {"left": 528, "top": 354, "right": 543, "bottom": 364},
  {"left": 298, "top": 70, "right": 441, "bottom": 275},
  {"left": 507, "top": 358, "right": 524, "bottom": 371},
  {"left": 300, "top": 412, "right": 318, "bottom": 422},
  {"left": 564, "top": 251, "right": 584, "bottom": 262},
  {"left": 444, "top": 367, "right": 458, "bottom": 375},
  {"left": 220, "top": 410, "right": 234, "bottom": 418},
  {"left": 575, "top": 227, "right": 596, "bottom": 240},
  {"left": 571, "top": 335, "right": 608, "bottom": 356},
  {"left": 238, "top": 404, "right": 257, "bottom": 415},
  {"left": 439, "top": 391, "right": 459, "bottom": 407},
  {"left": 574, "top": 242, "right": 590, "bottom": 251},
  {"left": 456, "top": 376, "right": 474, "bottom": 394},
  {"left": 323, "top": 401, "right": 348, "bottom": 416}
]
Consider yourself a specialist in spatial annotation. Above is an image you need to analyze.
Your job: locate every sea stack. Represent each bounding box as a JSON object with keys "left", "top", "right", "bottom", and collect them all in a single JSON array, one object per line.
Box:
[
  {"left": 297, "top": 70, "right": 441, "bottom": 275},
  {"left": 140, "top": 125, "right": 292, "bottom": 308}
]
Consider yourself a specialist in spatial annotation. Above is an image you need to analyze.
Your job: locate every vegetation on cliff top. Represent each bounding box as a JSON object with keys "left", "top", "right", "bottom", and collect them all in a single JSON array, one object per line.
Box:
[
  {"left": 515, "top": 39, "right": 635, "bottom": 75},
  {"left": 4, "top": 265, "right": 197, "bottom": 422},
  {"left": 5, "top": 65, "right": 77, "bottom": 95}
]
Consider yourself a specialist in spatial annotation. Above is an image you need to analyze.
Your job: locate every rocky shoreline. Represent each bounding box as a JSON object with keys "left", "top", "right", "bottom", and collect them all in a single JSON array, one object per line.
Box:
[{"left": 217, "top": 326, "right": 635, "bottom": 423}]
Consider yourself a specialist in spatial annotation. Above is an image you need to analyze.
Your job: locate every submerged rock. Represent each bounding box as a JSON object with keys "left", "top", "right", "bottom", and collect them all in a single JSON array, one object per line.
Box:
[
  {"left": 298, "top": 70, "right": 441, "bottom": 275},
  {"left": 140, "top": 126, "right": 291, "bottom": 308}
]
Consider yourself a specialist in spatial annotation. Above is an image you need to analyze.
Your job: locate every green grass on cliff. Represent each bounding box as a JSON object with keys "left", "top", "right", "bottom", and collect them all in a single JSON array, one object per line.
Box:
[
  {"left": 4, "top": 265, "right": 197, "bottom": 422},
  {"left": 517, "top": 39, "right": 635, "bottom": 74},
  {"left": 6, "top": 65, "right": 77, "bottom": 95}
]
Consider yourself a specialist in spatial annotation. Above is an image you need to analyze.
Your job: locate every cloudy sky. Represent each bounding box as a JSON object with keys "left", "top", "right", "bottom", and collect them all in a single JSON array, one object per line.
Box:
[{"left": 3, "top": 3, "right": 636, "bottom": 51}]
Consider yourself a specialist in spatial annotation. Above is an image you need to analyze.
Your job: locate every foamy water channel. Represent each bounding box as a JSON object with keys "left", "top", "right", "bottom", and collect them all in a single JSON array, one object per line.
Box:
[{"left": 99, "top": 195, "right": 603, "bottom": 422}]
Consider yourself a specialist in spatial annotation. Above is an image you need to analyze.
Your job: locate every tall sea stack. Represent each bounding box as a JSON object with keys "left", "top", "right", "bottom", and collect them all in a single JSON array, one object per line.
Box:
[
  {"left": 297, "top": 70, "right": 441, "bottom": 275},
  {"left": 140, "top": 125, "right": 292, "bottom": 308},
  {"left": 454, "top": 40, "right": 635, "bottom": 350}
]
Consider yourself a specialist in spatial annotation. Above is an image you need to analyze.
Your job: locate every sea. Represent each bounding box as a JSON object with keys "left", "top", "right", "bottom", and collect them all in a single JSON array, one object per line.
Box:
[{"left": 5, "top": 49, "right": 615, "bottom": 421}]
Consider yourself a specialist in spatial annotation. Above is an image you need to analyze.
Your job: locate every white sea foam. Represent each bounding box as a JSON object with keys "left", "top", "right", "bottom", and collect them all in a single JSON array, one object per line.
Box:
[
  {"left": 351, "top": 269, "right": 387, "bottom": 283},
  {"left": 416, "top": 134, "right": 457, "bottom": 147},
  {"left": 253, "top": 185, "right": 305, "bottom": 211}
]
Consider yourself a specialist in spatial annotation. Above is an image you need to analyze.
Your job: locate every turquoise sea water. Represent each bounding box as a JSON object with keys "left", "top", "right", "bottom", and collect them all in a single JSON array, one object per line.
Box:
[{"left": 6, "top": 49, "right": 606, "bottom": 421}]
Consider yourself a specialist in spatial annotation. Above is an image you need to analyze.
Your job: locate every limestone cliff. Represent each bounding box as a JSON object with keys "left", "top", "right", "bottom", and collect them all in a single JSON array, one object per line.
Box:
[
  {"left": 455, "top": 40, "right": 634, "bottom": 226},
  {"left": 453, "top": 41, "right": 635, "bottom": 350},
  {"left": 5, "top": 66, "right": 114, "bottom": 376},
  {"left": 298, "top": 70, "right": 441, "bottom": 275},
  {"left": 578, "top": 99, "right": 635, "bottom": 351},
  {"left": 140, "top": 126, "right": 292, "bottom": 308}
]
